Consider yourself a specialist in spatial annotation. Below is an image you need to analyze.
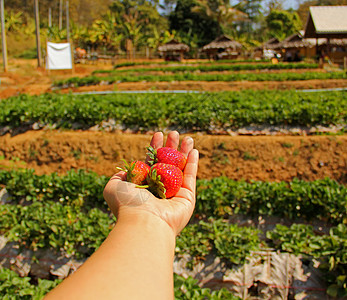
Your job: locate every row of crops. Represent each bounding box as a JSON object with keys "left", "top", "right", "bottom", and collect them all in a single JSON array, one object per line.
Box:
[
  {"left": 0, "top": 169, "right": 346, "bottom": 298},
  {"left": 0, "top": 268, "right": 238, "bottom": 300},
  {"left": 93, "top": 62, "right": 319, "bottom": 74},
  {"left": 1, "top": 90, "right": 346, "bottom": 131},
  {"left": 54, "top": 71, "right": 346, "bottom": 87}
]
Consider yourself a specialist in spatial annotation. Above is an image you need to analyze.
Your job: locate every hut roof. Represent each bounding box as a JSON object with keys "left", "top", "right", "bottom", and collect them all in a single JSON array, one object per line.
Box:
[
  {"left": 255, "top": 37, "right": 280, "bottom": 50},
  {"left": 202, "top": 35, "right": 243, "bottom": 51},
  {"left": 157, "top": 39, "right": 189, "bottom": 52},
  {"left": 304, "top": 6, "right": 347, "bottom": 38},
  {"left": 280, "top": 31, "right": 313, "bottom": 49}
]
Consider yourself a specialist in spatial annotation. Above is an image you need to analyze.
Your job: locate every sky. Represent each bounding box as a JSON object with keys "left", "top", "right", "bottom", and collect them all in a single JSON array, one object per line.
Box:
[{"left": 283, "top": 0, "right": 300, "bottom": 9}]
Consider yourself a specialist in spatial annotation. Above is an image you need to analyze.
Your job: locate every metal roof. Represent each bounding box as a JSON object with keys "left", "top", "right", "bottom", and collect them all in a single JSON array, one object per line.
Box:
[{"left": 304, "top": 6, "right": 347, "bottom": 38}]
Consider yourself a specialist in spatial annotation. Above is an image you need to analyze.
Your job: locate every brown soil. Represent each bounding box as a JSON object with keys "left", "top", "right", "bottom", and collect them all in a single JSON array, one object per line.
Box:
[{"left": 0, "top": 130, "right": 346, "bottom": 183}]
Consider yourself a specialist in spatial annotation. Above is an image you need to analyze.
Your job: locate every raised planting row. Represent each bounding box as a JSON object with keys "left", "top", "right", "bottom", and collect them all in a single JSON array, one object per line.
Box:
[
  {"left": 93, "top": 62, "right": 319, "bottom": 74},
  {"left": 0, "top": 169, "right": 345, "bottom": 225},
  {"left": 53, "top": 71, "right": 346, "bottom": 87},
  {"left": 0, "top": 201, "right": 345, "bottom": 296},
  {"left": 112, "top": 59, "right": 268, "bottom": 69},
  {"left": 1, "top": 90, "right": 346, "bottom": 131},
  {"left": 0, "top": 268, "right": 239, "bottom": 300}
]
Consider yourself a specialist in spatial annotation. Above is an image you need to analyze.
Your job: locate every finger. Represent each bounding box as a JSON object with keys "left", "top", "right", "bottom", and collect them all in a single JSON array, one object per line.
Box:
[
  {"left": 110, "top": 171, "right": 127, "bottom": 181},
  {"left": 180, "top": 136, "right": 194, "bottom": 158},
  {"left": 181, "top": 149, "right": 199, "bottom": 196},
  {"left": 165, "top": 131, "right": 179, "bottom": 149},
  {"left": 146, "top": 132, "right": 163, "bottom": 163},
  {"left": 150, "top": 131, "right": 163, "bottom": 149}
]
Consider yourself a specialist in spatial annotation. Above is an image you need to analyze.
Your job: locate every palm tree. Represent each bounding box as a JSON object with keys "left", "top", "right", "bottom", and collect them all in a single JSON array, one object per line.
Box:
[{"left": 192, "top": 0, "right": 248, "bottom": 36}]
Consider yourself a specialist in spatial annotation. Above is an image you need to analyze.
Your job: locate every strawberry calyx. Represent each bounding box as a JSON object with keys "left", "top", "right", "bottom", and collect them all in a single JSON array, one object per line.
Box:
[
  {"left": 146, "top": 146, "right": 158, "bottom": 166},
  {"left": 146, "top": 167, "right": 167, "bottom": 199}
]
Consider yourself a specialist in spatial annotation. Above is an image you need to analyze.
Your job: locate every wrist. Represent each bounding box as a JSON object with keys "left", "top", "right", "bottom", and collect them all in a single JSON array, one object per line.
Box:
[{"left": 116, "top": 207, "right": 176, "bottom": 251}]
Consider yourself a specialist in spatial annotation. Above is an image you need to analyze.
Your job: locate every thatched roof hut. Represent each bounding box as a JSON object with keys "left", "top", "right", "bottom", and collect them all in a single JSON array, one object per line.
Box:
[
  {"left": 157, "top": 39, "right": 189, "bottom": 61},
  {"left": 201, "top": 35, "right": 243, "bottom": 60}
]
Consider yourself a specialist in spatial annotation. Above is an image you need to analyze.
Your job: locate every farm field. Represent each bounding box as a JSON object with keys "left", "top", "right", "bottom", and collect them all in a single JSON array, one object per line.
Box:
[{"left": 0, "top": 58, "right": 346, "bottom": 299}]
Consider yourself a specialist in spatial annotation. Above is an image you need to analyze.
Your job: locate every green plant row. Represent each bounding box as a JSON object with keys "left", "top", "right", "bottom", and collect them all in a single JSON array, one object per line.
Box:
[
  {"left": 1, "top": 169, "right": 346, "bottom": 224},
  {"left": 0, "top": 268, "right": 62, "bottom": 300},
  {"left": 196, "top": 177, "right": 347, "bottom": 224},
  {"left": 0, "top": 200, "right": 345, "bottom": 297},
  {"left": 94, "top": 62, "right": 318, "bottom": 74},
  {"left": 112, "top": 59, "right": 268, "bottom": 69},
  {"left": 1, "top": 192, "right": 345, "bottom": 263},
  {"left": 0, "top": 201, "right": 115, "bottom": 259},
  {"left": 1, "top": 90, "right": 346, "bottom": 130},
  {"left": 0, "top": 267, "right": 240, "bottom": 300},
  {"left": 54, "top": 71, "right": 346, "bottom": 87}
]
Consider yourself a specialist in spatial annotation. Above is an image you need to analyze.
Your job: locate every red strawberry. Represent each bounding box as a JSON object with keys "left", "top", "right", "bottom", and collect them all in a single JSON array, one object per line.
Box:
[
  {"left": 117, "top": 160, "right": 150, "bottom": 185},
  {"left": 147, "top": 146, "right": 186, "bottom": 171},
  {"left": 146, "top": 163, "right": 183, "bottom": 199}
]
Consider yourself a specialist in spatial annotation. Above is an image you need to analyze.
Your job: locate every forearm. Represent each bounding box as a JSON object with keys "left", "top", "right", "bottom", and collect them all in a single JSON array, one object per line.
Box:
[{"left": 45, "top": 209, "right": 176, "bottom": 300}]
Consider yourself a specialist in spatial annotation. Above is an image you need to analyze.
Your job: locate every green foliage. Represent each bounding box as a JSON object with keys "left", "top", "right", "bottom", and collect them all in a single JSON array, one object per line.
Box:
[
  {"left": 196, "top": 177, "right": 347, "bottom": 224},
  {"left": 0, "top": 268, "right": 239, "bottom": 300},
  {"left": 267, "top": 223, "right": 347, "bottom": 297},
  {"left": 266, "top": 9, "right": 302, "bottom": 40},
  {"left": 169, "top": 0, "right": 221, "bottom": 47},
  {"left": 93, "top": 62, "right": 319, "bottom": 75},
  {"left": 1, "top": 169, "right": 346, "bottom": 225},
  {"left": 174, "top": 274, "right": 240, "bottom": 299},
  {"left": 0, "top": 268, "right": 61, "bottom": 300},
  {"left": 0, "top": 201, "right": 114, "bottom": 258},
  {"left": 1, "top": 90, "right": 346, "bottom": 132},
  {"left": 53, "top": 71, "right": 346, "bottom": 87},
  {"left": 0, "top": 169, "right": 346, "bottom": 297}
]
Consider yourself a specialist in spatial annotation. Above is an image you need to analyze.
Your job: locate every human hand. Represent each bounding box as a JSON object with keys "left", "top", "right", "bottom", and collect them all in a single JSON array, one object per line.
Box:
[{"left": 103, "top": 131, "right": 199, "bottom": 236}]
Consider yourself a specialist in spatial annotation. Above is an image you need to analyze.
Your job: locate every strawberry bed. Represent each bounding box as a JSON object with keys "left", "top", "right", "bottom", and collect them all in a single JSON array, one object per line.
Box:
[
  {"left": 0, "top": 169, "right": 346, "bottom": 298},
  {"left": 1, "top": 90, "right": 346, "bottom": 132},
  {"left": 53, "top": 71, "right": 346, "bottom": 88}
]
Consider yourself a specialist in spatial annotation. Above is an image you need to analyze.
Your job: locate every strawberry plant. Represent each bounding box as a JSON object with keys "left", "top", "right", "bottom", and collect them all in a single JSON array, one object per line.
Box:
[
  {"left": 1, "top": 90, "right": 346, "bottom": 131},
  {"left": 93, "top": 62, "right": 318, "bottom": 75}
]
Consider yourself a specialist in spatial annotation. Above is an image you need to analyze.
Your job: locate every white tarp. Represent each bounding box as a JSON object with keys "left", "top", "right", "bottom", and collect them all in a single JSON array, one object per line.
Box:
[{"left": 46, "top": 42, "right": 72, "bottom": 70}]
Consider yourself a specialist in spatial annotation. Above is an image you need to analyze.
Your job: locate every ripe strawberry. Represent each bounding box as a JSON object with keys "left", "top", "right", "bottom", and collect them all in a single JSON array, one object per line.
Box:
[
  {"left": 147, "top": 146, "right": 186, "bottom": 171},
  {"left": 117, "top": 160, "right": 150, "bottom": 185},
  {"left": 146, "top": 163, "right": 183, "bottom": 199}
]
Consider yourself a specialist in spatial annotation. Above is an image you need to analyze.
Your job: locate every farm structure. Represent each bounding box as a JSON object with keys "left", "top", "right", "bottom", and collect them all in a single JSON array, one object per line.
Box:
[
  {"left": 157, "top": 39, "right": 190, "bottom": 61},
  {"left": 201, "top": 35, "right": 243, "bottom": 60},
  {"left": 304, "top": 5, "right": 347, "bottom": 64}
]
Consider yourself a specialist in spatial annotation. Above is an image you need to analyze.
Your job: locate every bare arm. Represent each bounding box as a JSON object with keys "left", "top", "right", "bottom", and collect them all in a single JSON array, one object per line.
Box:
[{"left": 45, "top": 132, "right": 199, "bottom": 300}]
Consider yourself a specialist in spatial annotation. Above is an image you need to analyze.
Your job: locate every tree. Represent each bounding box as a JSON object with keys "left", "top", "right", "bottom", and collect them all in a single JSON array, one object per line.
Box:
[
  {"left": 169, "top": 0, "right": 221, "bottom": 47},
  {"left": 191, "top": 0, "right": 248, "bottom": 36},
  {"left": 265, "top": 9, "right": 302, "bottom": 40},
  {"left": 111, "top": 0, "right": 168, "bottom": 54}
]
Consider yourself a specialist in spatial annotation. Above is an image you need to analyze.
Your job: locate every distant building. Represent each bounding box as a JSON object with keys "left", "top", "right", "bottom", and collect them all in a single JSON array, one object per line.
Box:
[
  {"left": 304, "top": 5, "right": 347, "bottom": 64},
  {"left": 157, "top": 39, "right": 189, "bottom": 62},
  {"left": 201, "top": 35, "right": 243, "bottom": 60},
  {"left": 254, "top": 38, "right": 280, "bottom": 59}
]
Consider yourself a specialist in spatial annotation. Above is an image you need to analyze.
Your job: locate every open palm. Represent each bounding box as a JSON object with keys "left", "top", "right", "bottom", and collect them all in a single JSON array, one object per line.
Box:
[{"left": 103, "top": 131, "right": 199, "bottom": 236}]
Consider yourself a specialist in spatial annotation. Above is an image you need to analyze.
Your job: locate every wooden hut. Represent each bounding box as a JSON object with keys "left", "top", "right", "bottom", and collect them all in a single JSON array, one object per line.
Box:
[
  {"left": 304, "top": 6, "right": 347, "bottom": 63},
  {"left": 201, "top": 35, "right": 243, "bottom": 60},
  {"left": 254, "top": 38, "right": 280, "bottom": 59},
  {"left": 279, "top": 31, "right": 316, "bottom": 61},
  {"left": 157, "top": 39, "right": 189, "bottom": 62}
]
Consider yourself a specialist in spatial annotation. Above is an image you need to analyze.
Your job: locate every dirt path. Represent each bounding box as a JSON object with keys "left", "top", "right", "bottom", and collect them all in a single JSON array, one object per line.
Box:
[{"left": 0, "top": 130, "right": 345, "bottom": 183}]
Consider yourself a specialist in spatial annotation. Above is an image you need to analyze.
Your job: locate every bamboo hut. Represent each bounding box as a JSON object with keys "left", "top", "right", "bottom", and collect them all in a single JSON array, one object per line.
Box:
[
  {"left": 157, "top": 39, "right": 189, "bottom": 61},
  {"left": 201, "top": 35, "right": 243, "bottom": 60}
]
